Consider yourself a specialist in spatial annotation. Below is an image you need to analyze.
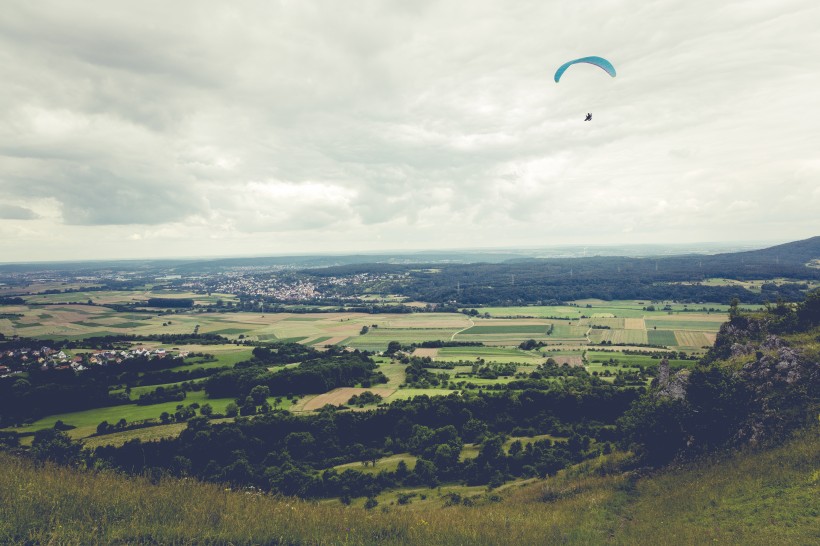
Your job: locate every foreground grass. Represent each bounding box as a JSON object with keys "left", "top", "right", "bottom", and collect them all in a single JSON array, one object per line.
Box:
[
  {"left": 613, "top": 427, "right": 820, "bottom": 545},
  {"left": 1, "top": 427, "right": 817, "bottom": 545}
]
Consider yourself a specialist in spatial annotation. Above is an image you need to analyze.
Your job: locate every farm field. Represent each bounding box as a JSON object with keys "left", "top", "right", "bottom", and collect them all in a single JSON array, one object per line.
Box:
[
  {"left": 1, "top": 391, "right": 239, "bottom": 441},
  {"left": 441, "top": 373, "right": 522, "bottom": 387},
  {"left": 584, "top": 351, "right": 696, "bottom": 370},
  {"left": 483, "top": 300, "right": 737, "bottom": 319},
  {"left": 644, "top": 317, "right": 725, "bottom": 330},
  {"left": 588, "top": 329, "right": 648, "bottom": 345},
  {"left": 23, "top": 290, "right": 239, "bottom": 306},
  {"left": 298, "top": 387, "right": 396, "bottom": 411},
  {"left": 435, "top": 346, "right": 545, "bottom": 365},
  {"left": 110, "top": 380, "right": 207, "bottom": 399},
  {"left": 0, "top": 296, "right": 735, "bottom": 447},
  {"left": 550, "top": 355, "right": 584, "bottom": 367},
  {"left": 675, "top": 331, "right": 716, "bottom": 347},
  {"left": 0, "top": 298, "right": 731, "bottom": 352},
  {"left": 375, "top": 361, "right": 407, "bottom": 388},
  {"left": 385, "top": 388, "right": 458, "bottom": 401},
  {"left": 647, "top": 330, "right": 680, "bottom": 346}
]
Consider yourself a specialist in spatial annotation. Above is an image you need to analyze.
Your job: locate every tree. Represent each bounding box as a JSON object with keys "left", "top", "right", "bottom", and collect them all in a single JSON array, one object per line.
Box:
[
  {"left": 31, "top": 429, "right": 82, "bottom": 466},
  {"left": 395, "top": 460, "right": 409, "bottom": 480},
  {"left": 385, "top": 341, "right": 402, "bottom": 355},
  {"left": 413, "top": 459, "right": 438, "bottom": 487},
  {"left": 519, "top": 339, "right": 538, "bottom": 351},
  {"left": 200, "top": 403, "right": 213, "bottom": 417},
  {"left": 225, "top": 402, "right": 239, "bottom": 418},
  {"left": 285, "top": 432, "right": 316, "bottom": 459},
  {"left": 798, "top": 288, "right": 820, "bottom": 327},
  {"left": 508, "top": 439, "right": 523, "bottom": 457},
  {"left": 462, "top": 418, "right": 489, "bottom": 442},
  {"left": 363, "top": 497, "right": 379, "bottom": 510},
  {"left": 250, "top": 385, "right": 271, "bottom": 405},
  {"left": 618, "top": 395, "right": 688, "bottom": 465},
  {"left": 240, "top": 396, "right": 257, "bottom": 416}
]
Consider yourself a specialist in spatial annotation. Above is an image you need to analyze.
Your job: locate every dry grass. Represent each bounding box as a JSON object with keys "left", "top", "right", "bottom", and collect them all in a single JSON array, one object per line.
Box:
[
  {"left": 623, "top": 318, "right": 645, "bottom": 330},
  {"left": 2, "top": 426, "right": 817, "bottom": 545},
  {"left": 551, "top": 355, "right": 584, "bottom": 367},
  {"left": 300, "top": 388, "right": 397, "bottom": 411},
  {"left": 674, "top": 330, "right": 711, "bottom": 347},
  {"left": 0, "top": 452, "right": 619, "bottom": 545}
]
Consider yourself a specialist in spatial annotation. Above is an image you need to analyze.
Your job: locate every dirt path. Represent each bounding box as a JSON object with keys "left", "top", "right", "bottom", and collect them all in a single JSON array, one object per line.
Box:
[{"left": 450, "top": 318, "right": 475, "bottom": 341}]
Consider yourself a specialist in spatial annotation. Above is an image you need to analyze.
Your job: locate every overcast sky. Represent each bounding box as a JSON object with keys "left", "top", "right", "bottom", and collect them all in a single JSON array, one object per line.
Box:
[{"left": 1, "top": 0, "right": 818, "bottom": 262}]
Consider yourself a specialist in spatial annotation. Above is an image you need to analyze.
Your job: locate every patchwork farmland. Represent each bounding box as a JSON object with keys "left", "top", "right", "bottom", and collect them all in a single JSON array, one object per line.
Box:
[
  {"left": 1, "top": 296, "right": 733, "bottom": 447},
  {"left": 0, "top": 299, "right": 731, "bottom": 351}
]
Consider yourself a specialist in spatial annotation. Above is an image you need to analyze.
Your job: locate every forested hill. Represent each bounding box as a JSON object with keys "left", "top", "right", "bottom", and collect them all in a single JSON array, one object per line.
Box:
[
  {"left": 306, "top": 236, "right": 820, "bottom": 305},
  {"left": 727, "top": 235, "right": 820, "bottom": 263},
  {"left": 650, "top": 235, "right": 820, "bottom": 275}
]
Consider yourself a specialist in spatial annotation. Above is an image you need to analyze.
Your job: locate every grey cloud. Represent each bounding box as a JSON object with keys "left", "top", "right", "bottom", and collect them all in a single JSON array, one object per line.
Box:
[
  {"left": 0, "top": 203, "right": 38, "bottom": 220},
  {"left": 0, "top": 0, "right": 818, "bottom": 261},
  {"left": 4, "top": 164, "right": 203, "bottom": 226}
]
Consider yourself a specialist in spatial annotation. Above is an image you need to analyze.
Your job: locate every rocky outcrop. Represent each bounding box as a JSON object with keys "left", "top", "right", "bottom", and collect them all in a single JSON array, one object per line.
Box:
[
  {"left": 733, "top": 335, "right": 818, "bottom": 445},
  {"left": 651, "top": 359, "right": 690, "bottom": 401}
]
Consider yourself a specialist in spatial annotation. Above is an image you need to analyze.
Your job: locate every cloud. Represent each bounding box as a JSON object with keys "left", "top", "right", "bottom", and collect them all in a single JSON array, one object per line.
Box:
[
  {"left": 0, "top": 0, "right": 818, "bottom": 261},
  {"left": 0, "top": 204, "right": 38, "bottom": 220}
]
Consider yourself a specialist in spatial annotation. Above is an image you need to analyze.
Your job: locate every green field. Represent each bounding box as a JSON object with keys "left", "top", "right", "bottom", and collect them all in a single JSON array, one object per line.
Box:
[
  {"left": 111, "top": 380, "right": 206, "bottom": 400},
  {"left": 484, "top": 300, "right": 736, "bottom": 320},
  {"left": 549, "top": 324, "right": 589, "bottom": 338},
  {"left": 461, "top": 324, "right": 549, "bottom": 335},
  {"left": 589, "top": 329, "right": 648, "bottom": 345},
  {"left": 584, "top": 351, "right": 695, "bottom": 370},
  {"left": 384, "top": 388, "right": 457, "bottom": 402},
  {"left": 647, "top": 330, "right": 679, "bottom": 346},
  {"left": 436, "top": 346, "right": 545, "bottom": 365},
  {"left": 644, "top": 318, "right": 725, "bottom": 331},
  {"left": 334, "top": 453, "right": 418, "bottom": 475},
  {"left": 4, "top": 391, "right": 238, "bottom": 440}
]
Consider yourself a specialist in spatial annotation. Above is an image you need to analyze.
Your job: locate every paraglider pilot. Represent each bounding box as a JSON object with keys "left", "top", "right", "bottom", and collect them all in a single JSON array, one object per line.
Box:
[{"left": 584, "top": 113, "right": 592, "bottom": 121}]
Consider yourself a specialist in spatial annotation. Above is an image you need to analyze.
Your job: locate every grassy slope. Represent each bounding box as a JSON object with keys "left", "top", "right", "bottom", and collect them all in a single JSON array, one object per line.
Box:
[{"left": 1, "top": 426, "right": 816, "bottom": 545}]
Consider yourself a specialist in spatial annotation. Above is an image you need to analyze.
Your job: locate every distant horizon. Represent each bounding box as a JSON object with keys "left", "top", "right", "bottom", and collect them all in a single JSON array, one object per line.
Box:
[{"left": 0, "top": 237, "right": 805, "bottom": 267}]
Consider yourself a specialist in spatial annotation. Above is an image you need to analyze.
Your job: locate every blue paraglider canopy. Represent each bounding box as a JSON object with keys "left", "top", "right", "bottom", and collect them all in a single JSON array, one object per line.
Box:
[{"left": 554, "top": 56, "right": 616, "bottom": 83}]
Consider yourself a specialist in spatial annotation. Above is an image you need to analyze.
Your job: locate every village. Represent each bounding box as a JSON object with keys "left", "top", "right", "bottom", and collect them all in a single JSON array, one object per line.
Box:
[{"left": 0, "top": 345, "right": 187, "bottom": 378}]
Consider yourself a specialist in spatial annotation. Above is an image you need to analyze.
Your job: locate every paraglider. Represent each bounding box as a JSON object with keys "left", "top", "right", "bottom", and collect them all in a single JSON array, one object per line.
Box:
[
  {"left": 553, "top": 56, "right": 616, "bottom": 83},
  {"left": 554, "top": 56, "right": 615, "bottom": 121}
]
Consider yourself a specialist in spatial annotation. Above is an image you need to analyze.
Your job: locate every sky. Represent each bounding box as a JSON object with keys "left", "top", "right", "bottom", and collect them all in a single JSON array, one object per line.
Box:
[{"left": 1, "top": 0, "right": 818, "bottom": 262}]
